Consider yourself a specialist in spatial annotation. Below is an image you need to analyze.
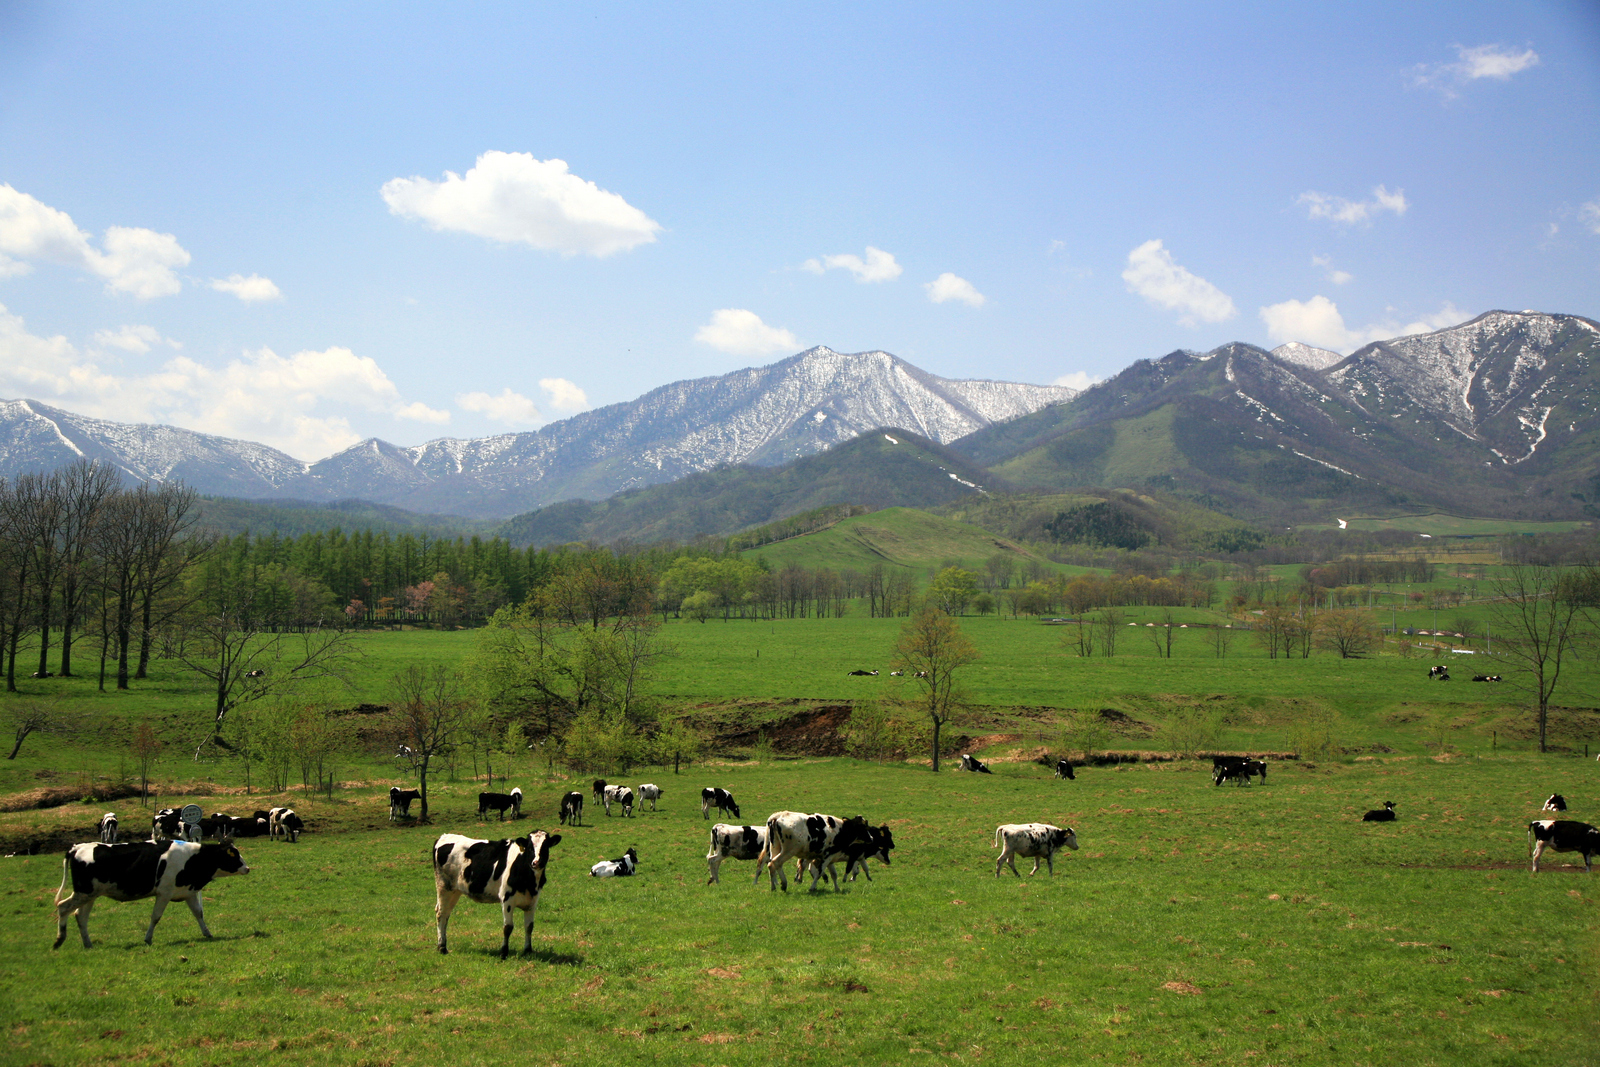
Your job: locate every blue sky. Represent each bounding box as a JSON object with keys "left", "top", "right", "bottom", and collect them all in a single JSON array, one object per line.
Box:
[{"left": 2, "top": 2, "right": 1597, "bottom": 460}]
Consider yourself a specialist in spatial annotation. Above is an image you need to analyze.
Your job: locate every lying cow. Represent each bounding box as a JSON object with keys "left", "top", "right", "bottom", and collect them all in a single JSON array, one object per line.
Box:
[
  {"left": 959, "top": 754, "right": 992, "bottom": 774},
  {"left": 590, "top": 847, "right": 638, "bottom": 878},
  {"left": 1362, "top": 801, "right": 1397, "bottom": 822},
  {"left": 53, "top": 838, "right": 250, "bottom": 948},
  {"left": 637, "top": 783, "right": 662, "bottom": 811},
  {"left": 762, "top": 811, "right": 874, "bottom": 892},
  {"left": 478, "top": 788, "right": 523, "bottom": 821},
  {"left": 706, "top": 823, "right": 768, "bottom": 884},
  {"left": 559, "top": 791, "right": 584, "bottom": 826},
  {"left": 98, "top": 813, "right": 117, "bottom": 844},
  {"left": 390, "top": 787, "right": 422, "bottom": 821},
  {"left": 1528, "top": 820, "right": 1600, "bottom": 873},
  {"left": 432, "top": 830, "right": 561, "bottom": 958},
  {"left": 702, "top": 787, "right": 739, "bottom": 820},
  {"left": 1544, "top": 794, "right": 1568, "bottom": 812},
  {"left": 994, "top": 823, "right": 1078, "bottom": 877},
  {"left": 1054, "top": 759, "right": 1076, "bottom": 781},
  {"left": 268, "top": 807, "right": 304, "bottom": 843},
  {"left": 1471, "top": 675, "right": 1503, "bottom": 682},
  {"left": 603, "top": 785, "right": 635, "bottom": 818}
]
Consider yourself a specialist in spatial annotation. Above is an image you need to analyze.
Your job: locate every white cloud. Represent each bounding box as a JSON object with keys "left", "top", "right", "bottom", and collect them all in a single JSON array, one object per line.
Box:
[
  {"left": 211, "top": 273, "right": 282, "bottom": 302},
  {"left": 1414, "top": 44, "right": 1540, "bottom": 98},
  {"left": 91, "top": 324, "right": 178, "bottom": 354},
  {"left": 1299, "top": 185, "right": 1408, "bottom": 226},
  {"left": 457, "top": 388, "right": 542, "bottom": 425},
  {"left": 1580, "top": 198, "right": 1600, "bottom": 236},
  {"left": 381, "top": 151, "right": 661, "bottom": 257},
  {"left": 539, "top": 377, "right": 588, "bottom": 413},
  {"left": 0, "top": 184, "right": 190, "bottom": 298},
  {"left": 801, "top": 246, "right": 902, "bottom": 283},
  {"left": 924, "top": 272, "right": 986, "bottom": 307},
  {"left": 1121, "top": 239, "right": 1237, "bottom": 325},
  {"left": 693, "top": 308, "right": 800, "bottom": 356},
  {"left": 1311, "top": 255, "right": 1353, "bottom": 285},
  {"left": 0, "top": 302, "right": 440, "bottom": 459},
  {"left": 395, "top": 401, "right": 451, "bottom": 424},
  {"left": 1259, "top": 295, "right": 1469, "bottom": 353},
  {"left": 1052, "top": 371, "right": 1100, "bottom": 391}
]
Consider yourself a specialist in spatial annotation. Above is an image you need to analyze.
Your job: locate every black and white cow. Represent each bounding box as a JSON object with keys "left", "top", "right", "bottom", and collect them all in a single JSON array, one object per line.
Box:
[
  {"left": 97, "top": 813, "right": 117, "bottom": 844},
  {"left": 1528, "top": 820, "right": 1600, "bottom": 873},
  {"left": 846, "top": 669, "right": 879, "bottom": 676},
  {"left": 433, "top": 830, "right": 561, "bottom": 958},
  {"left": 53, "top": 839, "right": 250, "bottom": 948},
  {"left": 559, "top": 791, "right": 584, "bottom": 826},
  {"left": 390, "top": 787, "right": 422, "bottom": 821},
  {"left": 590, "top": 846, "right": 638, "bottom": 878},
  {"left": 1054, "top": 759, "right": 1076, "bottom": 781},
  {"left": 602, "top": 785, "right": 635, "bottom": 818},
  {"left": 1214, "top": 759, "right": 1267, "bottom": 786},
  {"left": 478, "top": 788, "right": 523, "bottom": 821},
  {"left": 1428, "top": 665, "right": 1450, "bottom": 680},
  {"left": 1362, "top": 801, "right": 1397, "bottom": 822},
  {"left": 701, "top": 787, "right": 739, "bottom": 820},
  {"left": 151, "top": 808, "right": 183, "bottom": 842},
  {"left": 993, "top": 823, "right": 1079, "bottom": 877},
  {"left": 1471, "top": 675, "right": 1504, "bottom": 682},
  {"left": 268, "top": 807, "right": 303, "bottom": 842},
  {"left": 761, "top": 811, "right": 874, "bottom": 892},
  {"left": 830, "top": 823, "right": 896, "bottom": 884},
  {"left": 959, "top": 753, "right": 992, "bottom": 774},
  {"left": 706, "top": 823, "right": 768, "bottom": 884},
  {"left": 1543, "top": 794, "right": 1568, "bottom": 812},
  {"left": 637, "top": 783, "right": 662, "bottom": 811}
]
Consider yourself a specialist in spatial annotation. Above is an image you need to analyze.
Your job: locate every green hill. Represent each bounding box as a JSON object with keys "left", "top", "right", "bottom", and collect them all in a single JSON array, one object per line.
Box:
[{"left": 746, "top": 506, "right": 1050, "bottom": 575}]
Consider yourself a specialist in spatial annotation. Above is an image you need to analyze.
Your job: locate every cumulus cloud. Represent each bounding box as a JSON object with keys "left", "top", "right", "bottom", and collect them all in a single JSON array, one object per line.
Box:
[
  {"left": 457, "top": 388, "right": 542, "bottom": 425},
  {"left": 381, "top": 151, "right": 661, "bottom": 257},
  {"left": 801, "top": 246, "right": 902, "bottom": 283},
  {"left": 1121, "top": 240, "right": 1237, "bottom": 325},
  {"left": 211, "top": 273, "right": 282, "bottom": 302},
  {"left": 395, "top": 401, "right": 451, "bottom": 424},
  {"left": 1414, "top": 44, "right": 1540, "bottom": 97},
  {"left": 1311, "top": 255, "right": 1352, "bottom": 285},
  {"left": 1298, "top": 185, "right": 1408, "bottom": 226},
  {"left": 693, "top": 308, "right": 800, "bottom": 357},
  {"left": 924, "top": 272, "right": 985, "bottom": 307},
  {"left": 1052, "top": 371, "right": 1100, "bottom": 391},
  {"left": 1581, "top": 198, "right": 1600, "bottom": 236},
  {"left": 0, "top": 185, "right": 190, "bottom": 298},
  {"left": 539, "top": 377, "right": 588, "bottom": 413},
  {"left": 1259, "top": 295, "right": 1469, "bottom": 353},
  {"left": 91, "top": 324, "right": 178, "bottom": 354},
  {"left": 0, "top": 303, "right": 443, "bottom": 459}
]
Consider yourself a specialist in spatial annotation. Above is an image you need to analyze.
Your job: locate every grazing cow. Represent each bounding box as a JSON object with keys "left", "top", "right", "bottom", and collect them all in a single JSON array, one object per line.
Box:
[
  {"left": 959, "top": 753, "right": 992, "bottom": 774},
  {"left": 559, "top": 791, "right": 584, "bottom": 826},
  {"left": 98, "top": 813, "right": 117, "bottom": 844},
  {"left": 1428, "top": 665, "right": 1450, "bottom": 681},
  {"left": 478, "top": 788, "right": 523, "bottom": 821},
  {"left": 1214, "top": 759, "right": 1267, "bottom": 786},
  {"left": 1054, "top": 759, "right": 1076, "bottom": 780},
  {"left": 637, "top": 784, "right": 662, "bottom": 811},
  {"left": 590, "top": 846, "right": 639, "bottom": 878},
  {"left": 1362, "top": 801, "right": 1397, "bottom": 822},
  {"left": 53, "top": 839, "right": 249, "bottom": 948},
  {"left": 701, "top": 787, "right": 740, "bottom": 820},
  {"left": 432, "top": 830, "right": 561, "bottom": 958},
  {"left": 390, "top": 787, "right": 422, "bottom": 821},
  {"left": 847, "top": 669, "right": 879, "bottom": 676},
  {"left": 591, "top": 779, "right": 608, "bottom": 801},
  {"left": 268, "top": 807, "right": 304, "bottom": 843},
  {"left": 395, "top": 744, "right": 414, "bottom": 761},
  {"left": 1528, "top": 820, "right": 1600, "bottom": 873},
  {"left": 706, "top": 823, "right": 768, "bottom": 884},
  {"left": 994, "top": 823, "right": 1079, "bottom": 877},
  {"left": 1544, "top": 794, "right": 1569, "bottom": 812},
  {"left": 602, "top": 785, "right": 635, "bottom": 818},
  {"left": 151, "top": 808, "right": 182, "bottom": 842},
  {"left": 218, "top": 814, "right": 269, "bottom": 838},
  {"left": 761, "top": 811, "right": 874, "bottom": 892}
]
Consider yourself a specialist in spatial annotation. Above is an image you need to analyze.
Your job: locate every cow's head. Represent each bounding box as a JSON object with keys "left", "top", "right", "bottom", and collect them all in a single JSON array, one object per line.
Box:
[
  {"left": 210, "top": 840, "right": 250, "bottom": 876},
  {"left": 524, "top": 831, "right": 562, "bottom": 891},
  {"left": 870, "top": 824, "right": 896, "bottom": 865},
  {"left": 1052, "top": 827, "right": 1079, "bottom": 851}
]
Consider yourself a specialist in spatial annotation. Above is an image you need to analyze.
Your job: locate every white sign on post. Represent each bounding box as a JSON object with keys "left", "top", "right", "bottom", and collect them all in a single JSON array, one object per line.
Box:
[{"left": 180, "top": 803, "right": 204, "bottom": 842}]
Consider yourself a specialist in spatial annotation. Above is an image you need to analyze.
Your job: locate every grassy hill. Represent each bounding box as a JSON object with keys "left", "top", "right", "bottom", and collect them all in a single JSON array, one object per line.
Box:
[
  {"left": 196, "top": 496, "right": 497, "bottom": 538},
  {"left": 745, "top": 506, "right": 1053, "bottom": 575}
]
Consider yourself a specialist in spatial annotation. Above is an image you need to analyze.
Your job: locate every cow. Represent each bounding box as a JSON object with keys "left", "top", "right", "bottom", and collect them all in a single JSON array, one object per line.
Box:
[
  {"left": 1054, "top": 759, "right": 1076, "bottom": 781},
  {"left": 97, "top": 813, "right": 117, "bottom": 844},
  {"left": 829, "top": 823, "right": 896, "bottom": 884},
  {"left": 590, "top": 847, "right": 638, "bottom": 878},
  {"left": 432, "top": 830, "right": 561, "bottom": 958},
  {"left": 1362, "top": 801, "right": 1397, "bottom": 822},
  {"left": 1544, "top": 794, "right": 1569, "bottom": 812},
  {"left": 847, "top": 669, "right": 879, "bottom": 676},
  {"left": 959, "top": 753, "right": 992, "bottom": 774},
  {"left": 245, "top": 669, "right": 264, "bottom": 678},
  {"left": 1428, "top": 665, "right": 1449, "bottom": 680},
  {"left": 390, "top": 787, "right": 422, "bottom": 821},
  {"left": 591, "top": 779, "right": 607, "bottom": 801},
  {"left": 394, "top": 744, "right": 414, "bottom": 761},
  {"left": 702, "top": 787, "right": 739, "bottom": 820},
  {"left": 151, "top": 808, "right": 182, "bottom": 842},
  {"left": 1214, "top": 759, "right": 1266, "bottom": 786},
  {"left": 559, "top": 791, "right": 584, "bottom": 826},
  {"left": 53, "top": 838, "right": 250, "bottom": 948},
  {"left": 706, "top": 823, "right": 768, "bottom": 884},
  {"left": 994, "top": 823, "right": 1079, "bottom": 877},
  {"left": 1528, "top": 820, "right": 1600, "bottom": 873},
  {"left": 268, "top": 807, "right": 303, "bottom": 843},
  {"left": 602, "top": 785, "right": 635, "bottom": 818},
  {"left": 761, "top": 811, "right": 874, "bottom": 892},
  {"left": 637, "top": 783, "right": 662, "bottom": 811},
  {"left": 478, "top": 788, "right": 523, "bottom": 821}
]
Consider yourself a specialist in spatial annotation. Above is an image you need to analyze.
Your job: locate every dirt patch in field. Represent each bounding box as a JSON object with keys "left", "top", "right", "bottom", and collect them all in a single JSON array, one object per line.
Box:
[
  {"left": 718, "top": 705, "right": 853, "bottom": 756},
  {"left": 0, "top": 782, "right": 146, "bottom": 812}
]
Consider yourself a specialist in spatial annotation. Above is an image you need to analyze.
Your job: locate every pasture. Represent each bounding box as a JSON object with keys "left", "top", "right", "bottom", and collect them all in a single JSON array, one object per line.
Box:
[{"left": 3, "top": 754, "right": 1597, "bottom": 1066}]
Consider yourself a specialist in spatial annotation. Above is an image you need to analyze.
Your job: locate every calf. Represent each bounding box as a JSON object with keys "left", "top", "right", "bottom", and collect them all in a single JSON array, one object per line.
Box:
[
  {"left": 959, "top": 753, "right": 992, "bottom": 774},
  {"left": 559, "top": 791, "right": 584, "bottom": 826},
  {"left": 97, "top": 813, "right": 117, "bottom": 844},
  {"left": 1544, "top": 794, "right": 1568, "bottom": 812},
  {"left": 762, "top": 811, "right": 874, "bottom": 892},
  {"left": 706, "top": 823, "right": 768, "bottom": 884},
  {"left": 1362, "top": 801, "right": 1397, "bottom": 822},
  {"left": 53, "top": 839, "right": 249, "bottom": 948},
  {"left": 1054, "top": 759, "right": 1076, "bottom": 781},
  {"left": 701, "top": 787, "right": 740, "bottom": 820},
  {"left": 478, "top": 788, "right": 523, "bottom": 821},
  {"left": 433, "top": 830, "right": 561, "bottom": 958},
  {"left": 389, "top": 787, "right": 422, "bottom": 821},
  {"left": 637, "top": 783, "right": 662, "bottom": 811},
  {"left": 268, "top": 807, "right": 304, "bottom": 843},
  {"left": 151, "top": 808, "right": 182, "bottom": 842},
  {"left": 590, "top": 846, "right": 639, "bottom": 878},
  {"left": 830, "top": 823, "right": 896, "bottom": 884},
  {"left": 1528, "top": 820, "right": 1600, "bottom": 873},
  {"left": 994, "top": 823, "right": 1079, "bottom": 877}
]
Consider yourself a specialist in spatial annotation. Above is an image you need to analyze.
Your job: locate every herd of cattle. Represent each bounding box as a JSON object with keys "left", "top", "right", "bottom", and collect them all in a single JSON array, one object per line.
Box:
[{"left": 48, "top": 758, "right": 1600, "bottom": 955}]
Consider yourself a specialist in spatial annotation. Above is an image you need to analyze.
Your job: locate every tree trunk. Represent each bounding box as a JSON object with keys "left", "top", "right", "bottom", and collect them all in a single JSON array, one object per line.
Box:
[
  {"left": 931, "top": 716, "right": 942, "bottom": 772},
  {"left": 419, "top": 757, "right": 431, "bottom": 822}
]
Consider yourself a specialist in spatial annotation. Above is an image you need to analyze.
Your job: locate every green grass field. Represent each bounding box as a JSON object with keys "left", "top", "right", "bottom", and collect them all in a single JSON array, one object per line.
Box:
[{"left": 1296, "top": 514, "right": 1593, "bottom": 537}]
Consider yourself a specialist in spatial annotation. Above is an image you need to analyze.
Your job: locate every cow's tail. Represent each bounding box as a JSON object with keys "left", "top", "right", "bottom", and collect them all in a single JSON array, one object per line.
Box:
[
  {"left": 993, "top": 826, "right": 1003, "bottom": 849},
  {"left": 55, "top": 851, "right": 73, "bottom": 905},
  {"left": 1527, "top": 822, "right": 1536, "bottom": 857}
]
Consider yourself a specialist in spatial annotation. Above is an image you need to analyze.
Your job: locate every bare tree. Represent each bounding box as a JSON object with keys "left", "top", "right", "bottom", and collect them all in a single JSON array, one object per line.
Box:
[
  {"left": 385, "top": 665, "right": 477, "bottom": 822},
  {"left": 1097, "top": 608, "right": 1122, "bottom": 657},
  {"left": 6, "top": 699, "right": 66, "bottom": 759},
  {"left": 891, "top": 606, "right": 979, "bottom": 772},
  {"left": 1316, "top": 609, "right": 1379, "bottom": 659},
  {"left": 132, "top": 483, "right": 207, "bottom": 679},
  {"left": 54, "top": 462, "right": 120, "bottom": 677},
  {"left": 1488, "top": 563, "right": 1594, "bottom": 752},
  {"left": 131, "top": 720, "right": 161, "bottom": 804}
]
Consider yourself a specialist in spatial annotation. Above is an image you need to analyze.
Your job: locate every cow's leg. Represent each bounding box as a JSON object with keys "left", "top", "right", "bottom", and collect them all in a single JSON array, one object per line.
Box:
[
  {"left": 185, "top": 893, "right": 213, "bottom": 938},
  {"left": 521, "top": 899, "right": 538, "bottom": 955},
  {"left": 707, "top": 853, "right": 721, "bottom": 884},
  {"left": 144, "top": 892, "right": 174, "bottom": 945},
  {"left": 1044, "top": 852, "right": 1055, "bottom": 877},
  {"left": 1531, "top": 840, "right": 1547, "bottom": 873},
  {"left": 55, "top": 892, "right": 89, "bottom": 949},
  {"left": 436, "top": 889, "right": 460, "bottom": 954},
  {"left": 702, "top": 799, "right": 711, "bottom": 819},
  {"left": 499, "top": 899, "right": 514, "bottom": 959},
  {"left": 1030, "top": 856, "right": 1042, "bottom": 876}
]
